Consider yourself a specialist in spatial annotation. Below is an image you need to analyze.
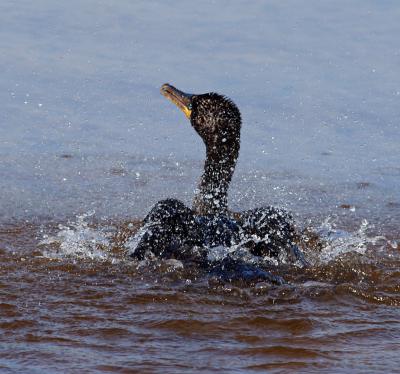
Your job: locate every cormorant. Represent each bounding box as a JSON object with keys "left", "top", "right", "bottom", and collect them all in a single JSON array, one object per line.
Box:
[{"left": 127, "top": 84, "right": 306, "bottom": 282}]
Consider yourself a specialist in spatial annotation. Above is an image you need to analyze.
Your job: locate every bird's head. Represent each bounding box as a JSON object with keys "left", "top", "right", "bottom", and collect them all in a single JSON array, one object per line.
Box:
[{"left": 160, "top": 83, "right": 241, "bottom": 157}]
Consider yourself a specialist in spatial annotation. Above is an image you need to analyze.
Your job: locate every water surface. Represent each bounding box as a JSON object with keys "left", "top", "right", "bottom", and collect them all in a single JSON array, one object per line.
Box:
[{"left": 0, "top": 1, "right": 399, "bottom": 372}]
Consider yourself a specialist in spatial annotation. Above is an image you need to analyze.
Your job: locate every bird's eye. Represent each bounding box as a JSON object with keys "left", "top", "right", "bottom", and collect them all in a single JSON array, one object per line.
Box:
[{"left": 188, "top": 103, "right": 192, "bottom": 110}]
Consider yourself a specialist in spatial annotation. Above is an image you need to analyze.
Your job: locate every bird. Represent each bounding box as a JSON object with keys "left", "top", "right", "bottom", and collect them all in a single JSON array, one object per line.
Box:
[{"left": 126, "top": 84, "right": 306, "bottom": 282}]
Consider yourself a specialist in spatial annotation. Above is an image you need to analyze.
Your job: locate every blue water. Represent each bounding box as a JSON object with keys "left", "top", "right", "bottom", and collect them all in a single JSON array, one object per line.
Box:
[{"left": 0, "top": 0, "right": 399, "bottom": 226}]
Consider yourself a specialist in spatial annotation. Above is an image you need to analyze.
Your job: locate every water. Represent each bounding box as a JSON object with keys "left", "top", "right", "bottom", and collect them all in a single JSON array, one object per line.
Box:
[{"left": 1, "top": 0, "right": 399, "bottom": 372}]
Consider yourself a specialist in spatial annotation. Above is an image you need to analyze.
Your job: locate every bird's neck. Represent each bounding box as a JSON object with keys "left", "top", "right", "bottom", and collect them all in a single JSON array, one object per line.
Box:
[{"left": 193, "top": 146, "right": 239, "bottom": 216}]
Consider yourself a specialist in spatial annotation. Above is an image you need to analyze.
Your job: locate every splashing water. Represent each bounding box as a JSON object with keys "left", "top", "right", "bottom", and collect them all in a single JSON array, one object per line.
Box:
[
  {"left": 312, "top": 217, "right": 388, "bottom": 264},
  {"left": 38, "top": 211, "right": 113, "bottom": 260},
  {"left": 38, "top": 212, "right": 391, "bottom": 276}
]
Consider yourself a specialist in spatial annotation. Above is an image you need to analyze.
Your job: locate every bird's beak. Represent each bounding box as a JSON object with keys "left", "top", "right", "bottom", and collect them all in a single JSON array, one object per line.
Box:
[{"left": 160, "top": 83, "right": 193, "bottom": 119}]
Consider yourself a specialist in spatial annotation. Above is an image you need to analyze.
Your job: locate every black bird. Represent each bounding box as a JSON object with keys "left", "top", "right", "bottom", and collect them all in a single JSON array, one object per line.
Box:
[{"left": 127, "top": 84, "right": 306, "bottom": 281}]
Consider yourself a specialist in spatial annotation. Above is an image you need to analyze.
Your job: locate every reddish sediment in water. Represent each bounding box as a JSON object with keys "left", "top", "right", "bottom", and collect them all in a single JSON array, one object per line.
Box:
[{"left": 0, "top": 220, "right": 399, "bottom": 373}]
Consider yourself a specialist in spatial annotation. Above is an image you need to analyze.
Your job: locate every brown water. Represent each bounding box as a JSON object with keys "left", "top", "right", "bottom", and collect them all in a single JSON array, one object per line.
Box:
[
  {"left": 2, "top": 0, "right": 400, "bottom": 372},
  {"left": 1, "top": 216, "right": 399, "bottom": 373}
]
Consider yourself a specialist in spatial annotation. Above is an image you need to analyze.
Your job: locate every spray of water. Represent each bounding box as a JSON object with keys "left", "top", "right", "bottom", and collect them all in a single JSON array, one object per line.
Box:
[
  {"left": 38, "top": 211, "right": 113, "bottom": 261},
  {"left": 310, "top": 217, "right": 388, "bottom": 264},
  {"left": 38, "top": 211, "right": 392, "bottom": 273}
]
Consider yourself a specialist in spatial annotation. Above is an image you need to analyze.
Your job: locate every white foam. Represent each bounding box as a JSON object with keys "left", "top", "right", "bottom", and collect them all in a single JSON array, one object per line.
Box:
[
  {"left": 38, "top": 211, "right": 113, "bottom": 260},
  {"left": 313, "top": 217, "right": 388, "bottom": 263}
]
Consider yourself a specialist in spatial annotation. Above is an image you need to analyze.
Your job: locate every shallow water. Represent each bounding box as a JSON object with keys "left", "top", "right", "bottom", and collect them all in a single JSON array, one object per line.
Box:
[
  {"left": 1, "top": 218, "right": 399, "bottom": 373},
  {"left": 1, "top": 0, "right": 400, "bottom": 372}
]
